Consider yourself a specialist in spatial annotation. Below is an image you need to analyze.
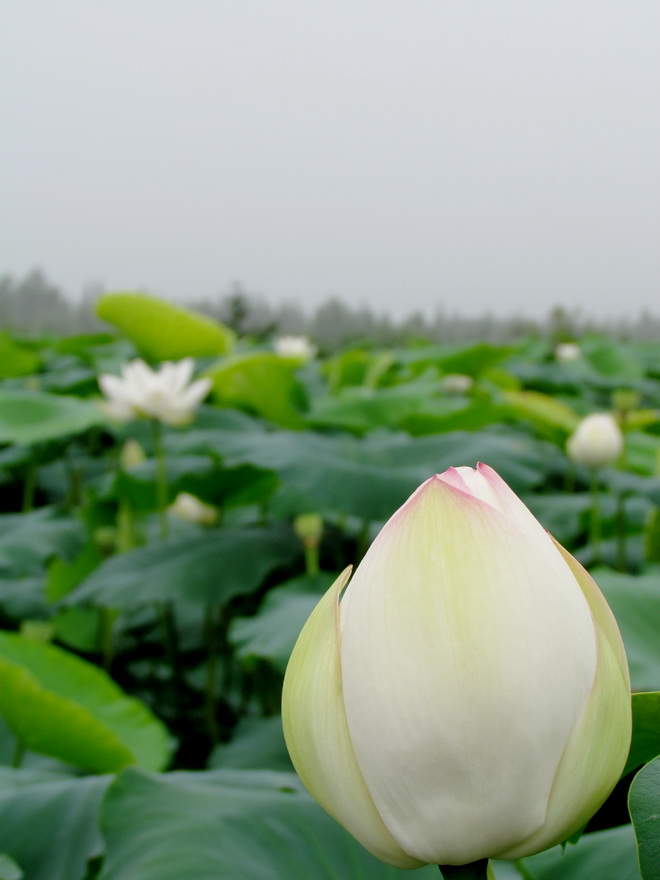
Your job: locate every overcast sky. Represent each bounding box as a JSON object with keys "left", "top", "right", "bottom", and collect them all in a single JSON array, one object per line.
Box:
[{"left": 1, "top": 1, "right": 658, "bottom": 320}]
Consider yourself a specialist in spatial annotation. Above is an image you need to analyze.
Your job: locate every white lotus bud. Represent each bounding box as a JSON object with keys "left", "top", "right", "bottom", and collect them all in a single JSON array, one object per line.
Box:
[
  {"left": 282, "top": 464, "right": 631, "bottom": 868},
  {"left": 168, "top": 492, "right": 218, "bottom": 526},
  {"left": 566, "top": 413, "right": 623, "bottom": 468},
  {"left": 555, "top": 342, "right": 581, "bottom": 362},
  {"left": 274, "top": 336, "right": 317, "bottom": 362}
]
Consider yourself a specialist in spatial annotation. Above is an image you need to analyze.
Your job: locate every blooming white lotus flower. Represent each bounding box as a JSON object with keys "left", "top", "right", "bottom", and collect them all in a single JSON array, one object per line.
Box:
[
  {"left": 98, "top": 358, "right": 211, "bottom": 426},
  {"left": 282, "top": 464, "right": 631, "bottom": 868},
  {"left": 168, "top": 492, "right": 218, "bottom": 526},
  {"left": 555, "top": 342, "right": 581, "bottom": 362},
  {"left": 567, "top": 413, "right": 624, "bottom": 468},
  {"left": 274, "top": 335, "right": 317, "bottom": 361}
]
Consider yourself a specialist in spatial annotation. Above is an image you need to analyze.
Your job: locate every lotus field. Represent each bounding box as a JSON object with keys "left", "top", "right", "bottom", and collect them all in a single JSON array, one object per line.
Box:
[{"left": 0, "top": 292, "right": 659, "bottom": 880}]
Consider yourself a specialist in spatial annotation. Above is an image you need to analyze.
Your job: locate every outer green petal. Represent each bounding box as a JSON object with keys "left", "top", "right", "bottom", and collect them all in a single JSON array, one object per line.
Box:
[
  {"left": 340, "top": 476, "right": 598, "bottom": 865},
  {"left": 497, "top": 544, "right": 631, "bottom": 859},
  {"left": 281, "top": 568, "right": 423, "bottom": 869}
]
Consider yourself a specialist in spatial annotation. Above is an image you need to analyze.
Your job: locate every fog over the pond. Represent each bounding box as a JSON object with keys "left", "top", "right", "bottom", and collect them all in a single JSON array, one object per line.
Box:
[{"left": 1, "top": 1, "right": 659, "bottom": 321}]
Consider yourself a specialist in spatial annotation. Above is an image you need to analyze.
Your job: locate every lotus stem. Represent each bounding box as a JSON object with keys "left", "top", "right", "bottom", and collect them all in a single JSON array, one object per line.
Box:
[
  {"left": 616, "top": 492, "right": 627, "bottom": 572},
  {"left": 22, "top": 462, "right": 36, "bottom": 512},
  {"left": 438, "top": 859, "right": 490, "bottom": 879},
  {"left": 150, "top": 419, "right": 169, "bottom": 540},
  {"left": 304, "top": 544, "right": 320, "bottom": 576},
  {"left": 204, "top": 604, "right": 220, "bottom": 746},
  {"left": 589, "top": 468, "right": 601, "bottom": 564}
]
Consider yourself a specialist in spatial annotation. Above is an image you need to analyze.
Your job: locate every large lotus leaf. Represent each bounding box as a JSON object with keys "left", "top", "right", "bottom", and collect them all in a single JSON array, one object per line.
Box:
[
  {"left": 66, "top": 528, "right": 298, "bottom": 608},
  {"left": 582, "top": 338, "right": 646, "bottom": 381},
  {"left": 0, "top": 391, "right": 106, "bottom": 445},
  {"left": 209, "top": 716, "right": 292, "bottom": 772},
  {"left": 397, "top": 342, "right": 514, "bottom": 377},
  {"left": 0, "top": 633, "right": 170, "bottom": 773},
  {"left": 98, "top": 767, "right": 437, "bottom": 880},
  {"left": 186, "top": 425, "right": 554, "bottom": 521},
  {"left": 502, "top": 389, "right": 580, "bottom": 438},
  {"left": 516, "top": 825, "right": 639, "bottom": 879},
  {"left": 401, "top": 400, "right": 508, "bottom": 437},
  {"left": 629, "top": 756, "right": 660, "bottom": 880},
  {"left": 307, "top": 382, "right": 442, "bottom": 434},
  {"left": 592, "top": 568, "right": 660, "bottom": 692},
  {"left": 229, "top": 573, "right": 335, "bottom": 673},
  {"left": 0, "top": 770, "right": 109, "bottom": 880},
  {"left": 204, "top": 352, "right": 308, "bottom": 428},
  {"left": 0, "top": 333, "right": 41, "bottom": 378},
  {"left": 96, "top": 291, "right": 234, "bottom": 360},
  {"left": 0, "top": 509, "right": 85, "bottom": 577},
  {"left": 625, "top": 692, "right": 660, "bottom": 775}
]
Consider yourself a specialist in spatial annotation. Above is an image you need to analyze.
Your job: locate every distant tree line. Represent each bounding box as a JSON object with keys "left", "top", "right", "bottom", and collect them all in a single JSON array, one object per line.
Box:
[{"left": 2, "top": 269, "right": 660, "bottom": 349}]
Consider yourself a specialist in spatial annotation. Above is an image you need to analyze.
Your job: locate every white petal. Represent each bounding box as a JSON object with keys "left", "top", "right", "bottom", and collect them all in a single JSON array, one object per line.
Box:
[
  {"left": 497, "top": 543, "right": 631, "bottom": 858},
  {"left": 282, "top": 570, "right": 423, "bottom": 869},
  {"left": 177, "top": 377, "right": 212, "bottom": 410},
  {"left": 340, "top": 475, "right": 597, "bottom": 865}
]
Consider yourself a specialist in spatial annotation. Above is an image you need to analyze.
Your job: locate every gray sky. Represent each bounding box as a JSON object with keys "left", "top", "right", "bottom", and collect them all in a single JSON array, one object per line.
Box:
[{"left": 1, "top": 1, "right": 659, "bottom": 320}]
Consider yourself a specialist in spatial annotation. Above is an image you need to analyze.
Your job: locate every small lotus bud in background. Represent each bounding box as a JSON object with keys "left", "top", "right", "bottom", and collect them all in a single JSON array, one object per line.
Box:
[
  {"left": 440, "top": 373, "right": 473, "bottom": 394},
  {"left": 566, "top": 413, "right": 624, "bottom": 468},
  {"left": 282, "top": 464, "right": 631, "bottom": 868},
  {"left": 554, "top": 342, "right": 581, "bottom": 362},
  {"left": 168, "top": 492, "right": 218, "bottom": 526},
  {"left": 293, "top": 513, "right": 324, "bottom": 548},
  {"left": 94, "top": 526, "right": 118, "bottom": 553},
  {"left": 274, "top": 335, "right": 317, "bottom": 362},
  {"left": 98, "top": 358, "right": 211, "bottom": 426},
  {"left": 119, "top": 439, "right": 146, "bottom": 471},
  {"left": 20, "top": 621, "right": 54, "bottom": 643}
]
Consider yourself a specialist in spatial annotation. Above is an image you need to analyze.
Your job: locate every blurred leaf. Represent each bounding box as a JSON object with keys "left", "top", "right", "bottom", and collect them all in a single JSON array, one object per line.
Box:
[
  {"left": 0, "top": 509, "right": 85, "bottom": 577},
  {"left": 46, "top": 543, "right": 102, "bottom": 602},
  {"left": 593, "top": 568, "right": 660, "bottom": 692},
  {"left": 205, "top": 426, "right": 554, "bottom": 520},
  {"left": 205, "top": 352, "right": 308, "bottom": 428},
  {"left": 0, "top": 391, "right": 106, "bottom": 445},
  {"left": 209, "top": 716, "right": 292, "bottom": 772},
  {"left": 0, "top": 333, "right": 41, "bottom": 378},
  {"left": 66, "top": 528, "right": 298, "bottom": 608},
  {"left": 503, "top": 390, "right": 580, "bottom": 436},
  {"left": 625, "top": 693, "right": 660, "bottom": 776},
  {"left": 0, "top": 632, "right": 170, "bottom": 773},
  {"left": 629, "top": 756, "right": 660, "bottom": 880},
  {"left": 518, "top": 825, "right": 639, "bottom": 879},
  {"left": 0, "top": 770, "right": 109, "bottom": 880},
  {"left": 230, "top": 573, "right": 335, "bottom": 673},
  {"left": 0, "top": 853, "right": 23, "bottom": 880},
  {"left": 98, "top": 767, "right": 437, "bottom": 880},
  {"left": 96, "top": 291, "right": 234, "bottom": 360},
  {"left": 308, "top": 382, "right": 441, "bottom": 434}
]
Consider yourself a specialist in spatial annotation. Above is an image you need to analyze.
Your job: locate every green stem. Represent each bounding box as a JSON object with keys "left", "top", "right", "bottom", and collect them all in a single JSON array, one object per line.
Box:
[
  {"left": 438, "top": 860, "right": 490, "bottom": 880},
  {"left": 589, "top": 468, "right": 601, "bottom": 565},
  {"left": 22, "top": 463, "right": 36, "bottom": 512},
  {"left": 616, "top": 492, "right": 627, "bottom": 572},
  {"left": 12, "top": 738, "right": 26, "bottom": 768},
  {"left": 151, "top": 419, "right": 169, "bottom": 539},
  {"left": 304, "top": 544, "right": 320, "bottom": 576},
  {"left": 99, "top": 607, "right": 116, "bottom": 673},
  {"left": 159, "top": 601, "right": 181, "bottom": 708},
  {"left": 204, "top": 605, "right": 219, "bottom": 746}
]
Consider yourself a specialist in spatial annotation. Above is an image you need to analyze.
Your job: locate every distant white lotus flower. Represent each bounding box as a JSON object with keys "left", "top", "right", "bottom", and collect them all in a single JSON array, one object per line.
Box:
[
  {"left": 168, "top": 492, "right": 218, "bottom": 526},
  {"left": 274, "top": 335, "right": 317, "bottom": 361},
  {"left": 440, "top": 373, "right": 473, "bottom": 394},
  {"left": 566, "top": 413, "right": 624, "bottom": 468},
  {"left": 555, "top": 342, "right": 581, "bottom": 363},
  {"left": 98, "top": 358, "right": 211, "bottom": 426}
]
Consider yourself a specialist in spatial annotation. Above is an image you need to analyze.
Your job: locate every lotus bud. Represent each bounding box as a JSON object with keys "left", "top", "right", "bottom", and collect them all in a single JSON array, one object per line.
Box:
[
  {"left": 554, "top": 342, "right": 581, "bottom": 362},
  {"left": 274, "top": 335, "right": 317, "bottom": 362},
  {"left": 293, "top": 513, "right": 324, "bottom": 549},
  {"left": 168, "top": 492, "right": 218, "bottom": 526},
  {"left": 566, "top": 413, "right": 623, "bottom": 468},
  {"left": 119, "top": 438, "right": 146, "bottom": 471},
  {"left": 282, "top": 464, "right": 631, "bottom": 868},
  {"left": 440, "top": 373, "right": 474, "bottom": 394}
]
